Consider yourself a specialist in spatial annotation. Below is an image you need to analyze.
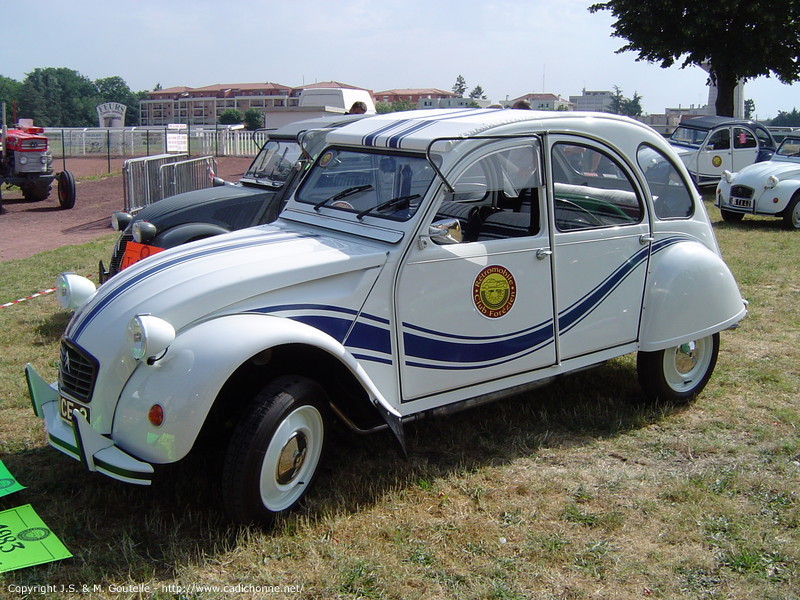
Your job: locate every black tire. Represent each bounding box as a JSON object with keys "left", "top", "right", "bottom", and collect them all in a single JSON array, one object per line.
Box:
[
  {"left": 782, "top": 193, "right": 800, "bottom": 230},
  {"left": 57, "top": 171, "right": 77, "bottom": 209},
  {"left": 21, "top": 180, "right": 51, "bottom": 202},
  {"left": 222, "top": 375, "right": 328, "bottom": 525},
  {"left": 637, "top": 333, "right": 720, "bottom": 404},
  {"left": 720, "top": 208, "right": 744, "bottom": 223}
]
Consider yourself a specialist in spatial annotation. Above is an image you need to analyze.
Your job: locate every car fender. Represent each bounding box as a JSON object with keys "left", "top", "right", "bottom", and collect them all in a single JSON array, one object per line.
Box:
[
  {"left": 154, "top": 222, "right": 231, "bottom": 249},
  {"left": 111, "top": 313, "right": 401, "bottom": 464},
  {"left": 639, "top": 240, "right": 746, "bottom": 352},
  {"left": 762, "top": 180, "right": 800, "bottom": 213}
]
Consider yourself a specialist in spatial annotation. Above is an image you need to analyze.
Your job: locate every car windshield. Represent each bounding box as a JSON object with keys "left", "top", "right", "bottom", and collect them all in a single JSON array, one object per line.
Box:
[
  {"left": 669, "top": 126, "right": 709, "bottom": 148},
  {"left": 775, "top": 136, "right": 800, "bottom": 158},
  {"left": 241, "top": 138, "right": 303, "bottom": 186},
  {"left": 295, "top": 148, "right": 436, "bottom": 221}
]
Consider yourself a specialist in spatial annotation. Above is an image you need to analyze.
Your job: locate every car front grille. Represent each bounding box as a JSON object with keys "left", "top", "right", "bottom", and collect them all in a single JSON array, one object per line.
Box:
[
  {"left": 59, "top": 340, "right": 98, "bottom": 403},
  {"left": 109, "top": 232, "right": 133, "bottom": 276},
  {"left": 730, "top": 185, "right": 754, "bottom": 199}
]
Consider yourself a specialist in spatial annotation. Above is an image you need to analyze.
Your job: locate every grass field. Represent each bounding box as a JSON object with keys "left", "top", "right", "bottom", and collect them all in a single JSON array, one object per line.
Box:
[{"left": 0, "top": 202, "right": 797, "bottom": 600}]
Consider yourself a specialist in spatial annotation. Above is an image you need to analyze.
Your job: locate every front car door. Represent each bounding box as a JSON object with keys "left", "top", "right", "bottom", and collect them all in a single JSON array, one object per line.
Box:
[
  {"left": 697, "top": 126, "right": 733, "bottom": 181},
  {"left": 396, "top": 138, "right": 557, "bottom": 405}
]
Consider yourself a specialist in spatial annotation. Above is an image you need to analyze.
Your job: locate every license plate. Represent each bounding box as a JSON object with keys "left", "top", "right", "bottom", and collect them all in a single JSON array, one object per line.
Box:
[
  {"left": 120, "top": 241, "right": 165, "bottom": 271},
  {"left": 60, "top": 397, "right": 90, "bottom": 423},
  {"left": 731, "top": 198, "right": 752, "bottom": 208}
]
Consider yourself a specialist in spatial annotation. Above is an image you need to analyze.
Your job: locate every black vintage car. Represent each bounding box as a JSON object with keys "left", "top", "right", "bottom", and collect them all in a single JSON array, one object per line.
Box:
[{"left": 100, "top": 114, "right": 366, "bottom": 281}]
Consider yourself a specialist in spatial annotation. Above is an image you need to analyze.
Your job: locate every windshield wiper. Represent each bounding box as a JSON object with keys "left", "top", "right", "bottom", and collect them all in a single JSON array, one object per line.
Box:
[
  {"left": 356, "top": 194, "right": 420, "bottom": 219},
  {"left": 314, "top": 184, "right": 373, "bottom": 211}
]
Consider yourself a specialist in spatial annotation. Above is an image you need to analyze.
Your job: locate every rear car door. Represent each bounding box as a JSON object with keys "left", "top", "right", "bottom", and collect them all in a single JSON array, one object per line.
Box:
[{"left": 548, "top": 137, "right": 651, "bottom": 360}]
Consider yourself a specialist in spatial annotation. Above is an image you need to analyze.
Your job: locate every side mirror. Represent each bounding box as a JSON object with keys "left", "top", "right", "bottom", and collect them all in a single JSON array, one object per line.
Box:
[{"left": 428, "top": 218, "right": 463, "bottom": 245}]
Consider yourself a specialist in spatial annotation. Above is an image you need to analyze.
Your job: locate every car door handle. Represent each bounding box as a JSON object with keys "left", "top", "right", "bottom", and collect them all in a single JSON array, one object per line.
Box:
[
  {"left": 639, "top": 234, "right": 654, "bottom": 245},
  {"left": 536, "top": 248, "right": 552, "bottom": 260}
]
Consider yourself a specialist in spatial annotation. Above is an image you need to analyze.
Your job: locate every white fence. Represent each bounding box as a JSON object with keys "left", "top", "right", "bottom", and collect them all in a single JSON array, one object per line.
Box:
[{"left": 42, "top": 127, "right": 269, "bottom": 159}]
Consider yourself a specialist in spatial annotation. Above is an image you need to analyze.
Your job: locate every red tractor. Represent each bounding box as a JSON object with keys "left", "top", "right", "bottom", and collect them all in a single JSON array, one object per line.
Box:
[{"left": 1, "top": 109, "right": 76, "bottom": 213}]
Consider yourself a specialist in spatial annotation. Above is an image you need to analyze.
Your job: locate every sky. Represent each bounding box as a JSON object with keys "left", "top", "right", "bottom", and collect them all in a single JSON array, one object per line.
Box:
[{"left": 4, "top": 0, "right": 798, "bottom": 120}]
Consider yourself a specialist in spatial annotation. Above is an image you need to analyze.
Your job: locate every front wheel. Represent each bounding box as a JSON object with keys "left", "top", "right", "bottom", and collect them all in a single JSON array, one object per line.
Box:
[
  {"left": 720, "top": 208, "right": 744, "bottom": 223},
  {"left": 637, "top": 333, "right": 720, "bottom": 403},
  {"left": 57, "top": 171, "right": 76, "bottom": 209},
  {"left": 783, "top": 193, "right": 800, "bottom": 230},
  {"left": 222, "top": 376, "right": 328, "bottom": 525}
]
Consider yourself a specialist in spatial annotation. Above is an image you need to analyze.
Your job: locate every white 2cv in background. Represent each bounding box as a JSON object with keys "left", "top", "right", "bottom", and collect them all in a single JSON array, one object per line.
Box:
[{"left": 27, "top": 109, "right": 747, "bottom": 525}]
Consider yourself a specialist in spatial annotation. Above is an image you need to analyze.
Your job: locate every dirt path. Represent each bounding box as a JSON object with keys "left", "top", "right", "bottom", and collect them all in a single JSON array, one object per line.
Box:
[{"left": 0, "top": 156, "right": 253, "bottom": 262}]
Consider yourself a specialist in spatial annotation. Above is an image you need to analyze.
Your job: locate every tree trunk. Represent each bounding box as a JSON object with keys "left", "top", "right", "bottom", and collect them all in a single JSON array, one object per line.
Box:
[{"left": 714, "top": 72, "right": 737, "bottom": 118}]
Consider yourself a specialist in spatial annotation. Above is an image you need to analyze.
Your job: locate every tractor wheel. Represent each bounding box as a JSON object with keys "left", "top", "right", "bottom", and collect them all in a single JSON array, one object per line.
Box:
[
  {"left": 57, "top": 171, "right": 77, "bottom": 209},
  {"left": 21, "top": 180, "right": 51, "bottom": 202}
]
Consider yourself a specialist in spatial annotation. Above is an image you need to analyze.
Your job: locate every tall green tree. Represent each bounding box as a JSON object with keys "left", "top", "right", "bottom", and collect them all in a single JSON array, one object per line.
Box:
[
  {"left": 0, "top": 75, "right": 22, "bottom": 124},
  {"left": 589, "top": 0, "right": 800, "bottom": 117},
  {"left": 18, "top": 68, "right": 98, "bottom": 126},
  {"left": 469, "top": 85, "right": 486, "bottom": 100},
  {"left": 770, "top": 108, "right": 800, "bottom": 127},
  {"left": 219, "top": 109, "right": 243, "bottom": 125},
  {"left": 452, "top": 75, "right": 467, "bottom": 97},
  {"left": 95, "top": 75, "right": 140, "bottom": 125}
]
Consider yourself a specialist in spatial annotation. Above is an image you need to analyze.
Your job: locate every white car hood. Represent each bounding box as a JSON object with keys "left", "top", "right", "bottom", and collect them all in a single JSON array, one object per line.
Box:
[
  {"left": 732, "top": 159, "right": 800, "bottom": 184},
  {"left": 66, "top": 224, "right": 388, "bottom": 346}
]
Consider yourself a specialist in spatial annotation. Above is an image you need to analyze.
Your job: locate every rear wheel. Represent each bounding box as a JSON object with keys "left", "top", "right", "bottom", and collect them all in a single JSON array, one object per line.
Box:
[
  {"left": 21, "top": 180, "right": 51, "bottom": 202},
  {"left": 783, "top": 193, "right": 800, "bottom": 229},
  {"left": 720, "top": 208, "right": 744, "bottom": 223},
  {"left": 222, "top": 375, "right": 328, "bottom": 525},
  {"left": 57, "top": 171, "right": 77, "bottom": 209},
  {"left": 637, "top": 333, "right": 720, "bottom": 403}
]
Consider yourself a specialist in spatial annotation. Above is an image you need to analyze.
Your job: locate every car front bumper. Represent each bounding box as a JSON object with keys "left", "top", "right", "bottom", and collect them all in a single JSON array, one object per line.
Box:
[{"left": 25, "top": 364, "right": 154, "bottom": 485}]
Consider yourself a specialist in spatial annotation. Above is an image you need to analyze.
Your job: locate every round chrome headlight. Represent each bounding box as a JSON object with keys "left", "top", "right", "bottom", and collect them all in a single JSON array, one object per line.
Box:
[
  {"left": 127, "top": 315, "right": 175, "bottom": 361},
  {"left": 132, "top": 221, "right": 158, "bottom": 243},
  {"left": 56, "top": 272, "right": 97, "bottom": 311},
  {"left": 18, "top": 155, "right": 28, "bottom": 165},
  {"left": 111, "top": 212, "right": 133, "bottom": 232},
  {"left": 765, "top": 175, "right": 779, "bottom": 189},
  {"left": 722, "top": 170, "right": 734, "bottom": 184}
]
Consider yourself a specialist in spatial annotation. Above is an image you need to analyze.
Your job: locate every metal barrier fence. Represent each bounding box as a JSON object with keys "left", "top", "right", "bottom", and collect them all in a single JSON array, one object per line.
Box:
[
  {"left": 122, "top": 153, "right": 217, "bottom": 213},
  {"left": 42, "top": 127, "right": 269, "bottom": 160},
  {"left": 159, "top": 156, "right": 217, "bottom": 200}
]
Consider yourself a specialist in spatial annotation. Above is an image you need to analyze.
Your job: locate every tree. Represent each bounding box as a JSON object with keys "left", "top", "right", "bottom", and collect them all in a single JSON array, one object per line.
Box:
[
  {"left": 469, "top": 85, "right": 486, "bottom": 100},
  {"left": 17, "top": 68, "right": 98, "bottom": 126},
  {"left": 95, "top": 76, "right": 140, "bottom": 125},
  {"left": 376, "top": 100, "right": 416, "bottom": 114},
  {"left": 219, "top": 109, "right": 243, "bottom": 125},
  {"left": 589, "top": 0, "right": 800, "bottom": 117},
  {"left": 744, "top": 99, "right": 755, "bottom": 119},
  {"left": 243, "top": 108, "right": 263, "bottom": 130},
  {"left": 0, "top": 76, "right": 22, "bottom": 124},
  {"left": 452, "top": 75, "right": 467, "bottom": 97},
  {"left": 770, "top": 108, "right": 800, "bottom": 127},
  {"left": 608, "top": 86, "right": 642, "bottom": 117}
]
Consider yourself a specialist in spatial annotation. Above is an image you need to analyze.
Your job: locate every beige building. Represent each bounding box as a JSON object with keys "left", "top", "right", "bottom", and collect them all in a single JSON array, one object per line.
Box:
[{"left": 139, "top": 81, "right": 374, "bottom": 127}]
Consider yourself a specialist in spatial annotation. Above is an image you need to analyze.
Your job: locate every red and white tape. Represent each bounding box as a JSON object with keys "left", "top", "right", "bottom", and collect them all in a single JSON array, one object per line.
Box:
[{"left": 1, "top": 287, "right": 57, "bottom": 309}]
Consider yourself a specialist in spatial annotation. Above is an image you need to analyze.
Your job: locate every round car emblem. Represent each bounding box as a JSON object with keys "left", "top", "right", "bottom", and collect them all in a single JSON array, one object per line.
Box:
[
  {"left": 712, "top": 155, "right": 723, "bottom": 168},
  {"left": 473, "top": 265, "right": 517, "bottom": 318}
]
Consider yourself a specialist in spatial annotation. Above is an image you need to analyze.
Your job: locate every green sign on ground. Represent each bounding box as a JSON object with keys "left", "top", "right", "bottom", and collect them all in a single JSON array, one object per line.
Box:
[
  {"left": 0, "top": 461, "right": 25, "bottom": 498},
  {"left": 0, "top": 504, "right": 71, "bottom": 573}
]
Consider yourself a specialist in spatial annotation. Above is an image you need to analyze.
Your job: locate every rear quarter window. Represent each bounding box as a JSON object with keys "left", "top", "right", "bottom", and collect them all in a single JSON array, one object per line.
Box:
[{"left": 637, "top": 145, "right": 694, "bottom": 219}]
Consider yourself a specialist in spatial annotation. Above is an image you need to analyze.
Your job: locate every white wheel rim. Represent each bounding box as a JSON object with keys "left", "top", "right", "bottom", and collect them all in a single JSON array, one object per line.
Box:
[
  {"left": 792, "top": 202, "right": 800, "bottom": 228},
  {"left": 259, "top": 405, "right": 324, "bottom": 512},
  {"left": 662, "top": 337, "right": 713, "bottom": 393}
]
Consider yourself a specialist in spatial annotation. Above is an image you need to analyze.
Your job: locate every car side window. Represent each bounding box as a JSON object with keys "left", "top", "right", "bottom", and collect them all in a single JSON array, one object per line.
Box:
[
  {"left": 754, "top": 127, "right": 773, "bottom": 149},
  {"left": 707, "top": 129, "right": 730, "bottom": 150},
  {"left": 433, "top": 144, "right": 542, "bottom": 242},
  {"left": 734, "top": 127, "right": 757, "bottom": 149},
  {"left": 551, "top": 143, "right": 643, "bottom": 231},
  {"left": 637, "top": 145, "right": 694, "bottom": 219}
]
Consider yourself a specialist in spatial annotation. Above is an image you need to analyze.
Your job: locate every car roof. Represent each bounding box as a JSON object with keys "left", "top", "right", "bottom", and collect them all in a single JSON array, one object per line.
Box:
[
  {"left": 677, "top": 115, "right": 766, "bottom": 131},
  {"left": 266, "top": 114, "right": 370, "bottom": 139},
  {"left": 325, "top": 108, "right": 654, "bottom": 152}
]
